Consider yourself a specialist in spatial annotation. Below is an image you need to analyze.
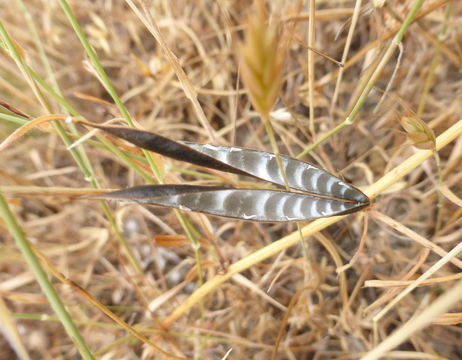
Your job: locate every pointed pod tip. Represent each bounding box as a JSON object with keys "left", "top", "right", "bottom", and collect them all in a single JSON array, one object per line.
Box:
[{"left": 353, "top": 189, "right": 370, "bottom": 205}]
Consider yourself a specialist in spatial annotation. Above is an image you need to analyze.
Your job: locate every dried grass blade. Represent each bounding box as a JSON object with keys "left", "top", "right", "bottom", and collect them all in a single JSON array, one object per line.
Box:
[
  {"left": 155, "top": 235, "right": 208, "bottom": 248},
  {"left": 0, "top": 115, "right": 65, "bottom": 151}
]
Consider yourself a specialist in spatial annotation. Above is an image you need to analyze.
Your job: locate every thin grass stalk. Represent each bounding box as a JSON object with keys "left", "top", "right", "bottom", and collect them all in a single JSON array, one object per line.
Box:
[
  {"left": 330, "top": 0, "right": 363, "bottom": 117},
  {"left": 264, "top": 111, "right": 311, "bottom": 264},
  {"left": 271, "top": 286, "right": 310, "bottom": 360},
  {"left": 57, "top": 0, "right": 205, "bottom": 292},
  {"left": 31, "top": 245, "right": 189, "bottom": 360},
  {"left": 56, "top": 0, "right": 156, "bottom": 168},
  {"left": 345, "top": 0, "right": 424, "bottom": 120},
  {"left": 236, "top": 1, "right": 310, "bottom": 264},
  {"left": 53, "top": 8, "right": 122, "bottom": 126},
  {"left": 307, "top": 0, "right": 315, "bottom": 134},
  {"left": 17, "top": 0, "right": 60, "bottom": 98},
  {"left": 372, "top": 240, "right": 462, "bottom": 325},
  {"left": 313, "top": 232, "right": 349, "bottom": 309},
  {"left": 0, "top": 113, "right": 28, "bottom": 126},
  {"left": 264, "top": 115, "right": 310, "bottom": 261},
  {"left": 128, "top": 0, "right": 218, "bottom": 143},
  {"left": 297, "top": 0, "right": 425, "bottom": 159},
  {"left": 346, "top": 46, "right": 384, "bottom": 115},
  {"left": 0, "top": 18, "right": 141, "bottom": 272},
  {"left": 1, "top": 112, "right": 205, "bottom": 277},
  {"left": 363, "top": 277, "right": 462, "bottom": 360},
  {"left": 369, "top": 211, "right": 462, "bottom": 270},
  {"left": 416, "top": 2, "right": 452, "bottom": 117},
  {"left": 0, "top": 24, "right": 142, "bottom": 271},
  {"left": 17, "top": 0, "right": 94, "bottom": 177},
  {"left": 433, "top": 150, "right": 443, "bottom": 233},
  {"left": 0, "top": 192, "right": 94, "bottom": 360},
  {"left": 416, "top": 3, "right": 452, "bottom": 234},
  {"left": 5, "top": 112, "right": 198, "bottom": 275},
  {"left": 0, "top": 30, "right": 50, "bottom": 113},
  {"left": 161, "top": 118, "right": 462, "bottom": 327},
  {"left": 0, "top": 297, "right": 30, "bottom": 360},
  {"left": 0, "top": 24, "right": 88, "bottom": 178},
  {"left": 308, "top": 0, "right": 453, "bottom": 97},
  {"left": 11, "top": 0, "right": 142, "bottom": 274},
  {"left": 96, "top": 135, "right": 156, "bottom": 184}
]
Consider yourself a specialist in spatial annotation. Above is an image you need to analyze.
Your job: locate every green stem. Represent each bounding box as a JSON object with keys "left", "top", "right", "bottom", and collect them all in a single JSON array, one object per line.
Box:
[
  {"left": 175, "top": 210, "right": 205, "bottom": 319},
  {"left": 416, "top": 3, "right": 452, "bottom": 235},
  {"left": 297, "top": 121, "right": 348, "bottom": 159},
  {"left": 264, "top": 115, "right": 310, "bottom": 262},
  {"left": 0, "top": 19, "right": 142, "bottom": 274},
  {"left": 0, "top": 192, "right": 94, "bottom": 359},
  {"left": 297, "top": 0, "right": 424, "bottom": 159},
  {"left": 416, "top": 2, "right": 452, "bottom": 117},
  {"left": 57, "top": 1, "right": 132, "bottom": 127},
  {"left": 58, "top": 0, "right": 204, "bottom": 287}
]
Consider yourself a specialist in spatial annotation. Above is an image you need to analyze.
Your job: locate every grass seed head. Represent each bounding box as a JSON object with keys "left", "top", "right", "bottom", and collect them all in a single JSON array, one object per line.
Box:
[
  {"left": 400, "top": 116, "right": 436, "bottom": 150},
  {"left": 236, "top": 0, "right": 287, "bottom": 117}
]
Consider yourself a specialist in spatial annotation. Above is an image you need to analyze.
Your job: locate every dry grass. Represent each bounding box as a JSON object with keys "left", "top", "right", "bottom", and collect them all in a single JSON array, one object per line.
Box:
[{"left": 1, "top": 1, "right": 462, "bottom": 359}]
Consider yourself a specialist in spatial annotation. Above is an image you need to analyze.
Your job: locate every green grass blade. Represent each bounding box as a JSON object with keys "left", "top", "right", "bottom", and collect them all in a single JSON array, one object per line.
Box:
[{"left": 0, "top": 192, "right": 94, "bottom": 360}]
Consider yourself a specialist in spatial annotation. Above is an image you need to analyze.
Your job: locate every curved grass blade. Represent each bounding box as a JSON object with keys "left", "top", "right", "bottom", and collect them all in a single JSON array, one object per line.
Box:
[{"left": 89, "top": 185, "right": 369, "bottom": 222}]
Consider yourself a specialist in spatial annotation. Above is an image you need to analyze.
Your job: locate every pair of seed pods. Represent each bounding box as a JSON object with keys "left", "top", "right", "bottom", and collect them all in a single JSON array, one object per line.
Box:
[{"left": 86, "top": 123, "right": 370, "bottom": 222}]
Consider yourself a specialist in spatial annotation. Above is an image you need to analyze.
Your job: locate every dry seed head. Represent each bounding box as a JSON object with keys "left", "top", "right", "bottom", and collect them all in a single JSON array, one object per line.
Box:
[
  {"left": 237, "top": 1, "right": 287, "bottom": 117},
  {"left": 400, "top": 116, "right": 436, "bottom": 150}
]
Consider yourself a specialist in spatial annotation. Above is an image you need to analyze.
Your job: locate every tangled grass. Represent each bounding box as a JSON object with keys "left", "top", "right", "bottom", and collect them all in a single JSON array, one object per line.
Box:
[{"left": 0, "top": 1, "right": 462, "bottom": 359}]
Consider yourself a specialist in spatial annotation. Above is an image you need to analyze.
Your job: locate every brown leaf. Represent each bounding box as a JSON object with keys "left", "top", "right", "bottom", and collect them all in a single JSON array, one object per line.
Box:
[{"left": 155, "top": 235, "right": 208, "bottom": 248}]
